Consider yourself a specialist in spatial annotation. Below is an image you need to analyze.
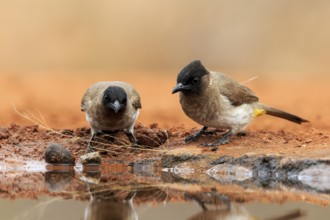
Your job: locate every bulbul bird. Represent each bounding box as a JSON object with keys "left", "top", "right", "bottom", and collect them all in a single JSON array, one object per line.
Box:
[
  {"left": 172, "top": 60, "right": 308, "bottom": 150},
  {"left": 81, "top": 81, "right": 141, "bottom": 151}
]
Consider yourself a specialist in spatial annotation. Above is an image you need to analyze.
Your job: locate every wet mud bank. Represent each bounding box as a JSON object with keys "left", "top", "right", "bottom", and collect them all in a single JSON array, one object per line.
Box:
[
  {"left": 159, "top": 154, "right": 330, "bottom": 194},
  {"left": 213, "top": 156, "right": 330, "bottom": 193}
]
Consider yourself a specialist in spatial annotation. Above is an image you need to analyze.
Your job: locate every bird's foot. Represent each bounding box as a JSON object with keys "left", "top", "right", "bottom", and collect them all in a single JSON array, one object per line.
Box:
[
  {"left": 125, "top": 132, "right": 138, "bottom": 146},
  {"left": 200, "top": 130, "right": 233, "bottom": 151},
  {"left": 185, "top": 126, "right": 208, "bottom": 143},
  {"left": 130, "top": 142, "right": 140, "bottom": 150},
  {"left": 86, "top": 133, "right": 96, "bottom": 153},
  {"left": 185, "top": 134, "right": 200, "bottom": 143},
  {"left": 128, "top": 139, "right": 142, "bottom": 153}
]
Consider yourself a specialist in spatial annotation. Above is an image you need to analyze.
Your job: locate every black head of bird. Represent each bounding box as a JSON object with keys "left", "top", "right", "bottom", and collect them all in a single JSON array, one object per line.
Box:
[
  {"left": 103, "top": 86, "right": 127, "bottom": 114},
  {"left": 172, "top": 60, "right": 209, "bottom": 95}
]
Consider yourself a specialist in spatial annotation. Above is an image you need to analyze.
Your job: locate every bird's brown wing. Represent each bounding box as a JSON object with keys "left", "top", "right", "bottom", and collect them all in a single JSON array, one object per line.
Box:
[
  {"left": 80, "top": 88, "right": 91, "bottom": 112},
  {"left": 218, "top": 73, "right": 259, "bottom": 106},
  {"left": 80, "top": 82, "right": 107, "bottom": 112},
  {"left": 130, "top": 89, "right": 142, "bottom": 109}
]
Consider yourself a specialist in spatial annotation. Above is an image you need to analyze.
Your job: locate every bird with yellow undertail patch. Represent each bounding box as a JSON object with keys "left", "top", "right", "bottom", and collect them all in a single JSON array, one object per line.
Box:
[{"left": 172, "top": 60, "right": 308, "bottom": 150}]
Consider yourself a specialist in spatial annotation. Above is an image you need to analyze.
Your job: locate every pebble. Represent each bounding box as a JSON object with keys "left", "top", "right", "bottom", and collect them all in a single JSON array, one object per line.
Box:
[
  {"left": 80, "top": 152, "right": 101, "bottom": 165},
  {"left": 45, "top": 143, "right": 75, "bottom": 165}
]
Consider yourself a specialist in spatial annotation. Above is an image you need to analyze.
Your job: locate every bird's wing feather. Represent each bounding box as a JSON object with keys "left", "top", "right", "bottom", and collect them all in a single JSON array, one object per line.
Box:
[
  {"left": 130, "top": 89, "right": 142, "bottom": 109},
  {"left": 81, "top": 88, "right": 91, "bottom": 112},
  {"left": 81, "top": 82, "right": 108, "bottom": 112},
  {"left": 217, "top": 72, "right": 259, "bottom": 106}
]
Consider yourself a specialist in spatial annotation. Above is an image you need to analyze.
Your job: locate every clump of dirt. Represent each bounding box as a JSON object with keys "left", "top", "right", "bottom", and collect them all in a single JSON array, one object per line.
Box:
[
  {"left": 67, "top": 122, "right": 168, "bottom": 151},
  {"left": 0, "top": 124, "right": 45, "bottom": 145},
  {"left": 135, "top": 123, "right": 168, "bottom": 147}
]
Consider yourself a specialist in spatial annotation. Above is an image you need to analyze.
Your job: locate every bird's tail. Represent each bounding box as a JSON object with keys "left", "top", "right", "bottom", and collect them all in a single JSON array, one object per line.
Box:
[{"left": 258, "top": 104, "right": 309, "bottom": 124}]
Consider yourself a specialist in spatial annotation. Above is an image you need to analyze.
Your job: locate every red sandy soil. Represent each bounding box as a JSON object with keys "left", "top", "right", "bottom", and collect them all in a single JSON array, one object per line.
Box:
[{"left": 0, "top": 72, "right": 329, "bottom": 205}]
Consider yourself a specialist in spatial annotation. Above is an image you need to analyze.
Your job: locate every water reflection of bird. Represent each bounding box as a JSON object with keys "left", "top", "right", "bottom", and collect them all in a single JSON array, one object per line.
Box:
[
  {"left": 187, "top": 204, "right": 249, "bottom": 220},
  {"left": 188, "top": 205, "right": 305, "bottom": 220},
  {"left": 186, "top": 191, "right": 305, "bottom": 220},
  {"left": 185, "top": 189, "right": 306, "bottom": 220},
  {"left": 84, "top": 191, "right": 138, "bottom": 220}
]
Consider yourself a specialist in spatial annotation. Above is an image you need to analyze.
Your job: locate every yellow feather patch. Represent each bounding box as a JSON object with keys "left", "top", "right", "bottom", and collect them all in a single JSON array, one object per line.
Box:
[{"left": 253, "top": 108, "right": 266, "bottom": 117}]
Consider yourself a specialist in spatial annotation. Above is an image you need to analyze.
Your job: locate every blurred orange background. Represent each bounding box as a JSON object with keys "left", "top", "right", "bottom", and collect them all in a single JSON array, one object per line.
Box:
[{"left": 0, "top": 1, "right": 329, "bottom": 130}]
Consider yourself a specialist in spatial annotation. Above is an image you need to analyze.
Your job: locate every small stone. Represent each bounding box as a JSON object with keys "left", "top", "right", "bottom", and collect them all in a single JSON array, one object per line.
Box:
[
  {"left": 45, "top": 143, "right": 75, "bottom": 165},
  {"left": 80, "top": 152, "right": 101, "bottom": 165}
]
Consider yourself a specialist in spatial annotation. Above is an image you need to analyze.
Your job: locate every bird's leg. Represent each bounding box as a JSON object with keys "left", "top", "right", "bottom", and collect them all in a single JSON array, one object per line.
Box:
[
  {"left": 184, "top": 193, "right": 208, "bottom": 211},
  {"left": 101, "top": 130, "right": 119, "bottom": 142},
  {"left": 185, "top": 189, "right": 231, "bottom": 211},
  {"left": 125, "top": 132, "right": 138, "bottom": 145},
  {"left": 185, "top": 126, "right": 208, "bottom": 143},
  {"left": 125, "top": 191, "right": 136, "bottom": 202},
  {"left": 87, "top": 132, "right": 96, "bottom": 152},
  {"left": 201, "top": 130, "right": 233, "bottom": 151},
  {"left": 209, "top": 188, "right": 231, "bottom": 210}
]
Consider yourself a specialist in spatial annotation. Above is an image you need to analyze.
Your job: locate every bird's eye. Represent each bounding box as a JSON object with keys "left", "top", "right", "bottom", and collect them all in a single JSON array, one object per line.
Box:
[
  {"left": 104, "top": 95, "right": 110, "bottom": 102},
  {"left": 192, "top": 77, "right": 200, "bottom": 85}
]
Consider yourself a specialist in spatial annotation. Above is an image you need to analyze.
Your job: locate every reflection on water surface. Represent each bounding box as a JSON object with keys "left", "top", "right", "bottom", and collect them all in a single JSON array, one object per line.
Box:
[{"left": 1, "top": 155, "right": 330, "bottom": 220}]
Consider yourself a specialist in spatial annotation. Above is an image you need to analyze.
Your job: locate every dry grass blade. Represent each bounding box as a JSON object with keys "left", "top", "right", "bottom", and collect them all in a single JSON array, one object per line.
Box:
[
  {"left": 13, "top": 104, "right": 167, "bottom": 153},
  {"left": 71, "top": 183, "right": 169, "bottom": 198},
  {"left": 13, "top": 103, "right": 57, "bottom": 133},
  {"left": 241, "top": 76, "right": 259, "bottom": 84}
]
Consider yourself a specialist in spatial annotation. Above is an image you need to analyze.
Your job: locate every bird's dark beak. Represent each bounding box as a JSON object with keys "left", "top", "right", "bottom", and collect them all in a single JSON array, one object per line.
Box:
[
  {"left": 172, "top": 83, "right": 186, "bottom": 94},
  {"left": 110, "top": 100, "right": 121, "bottom": 113}
]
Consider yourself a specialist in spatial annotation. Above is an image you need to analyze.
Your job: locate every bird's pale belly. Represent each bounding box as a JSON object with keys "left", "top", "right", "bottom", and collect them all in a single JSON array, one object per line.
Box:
[
  {"left": 181, "top": 97, "right": 254, "bottom": 132},
  {"left": 211, "top": 104, "right": 254, "bottom": 132}
]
